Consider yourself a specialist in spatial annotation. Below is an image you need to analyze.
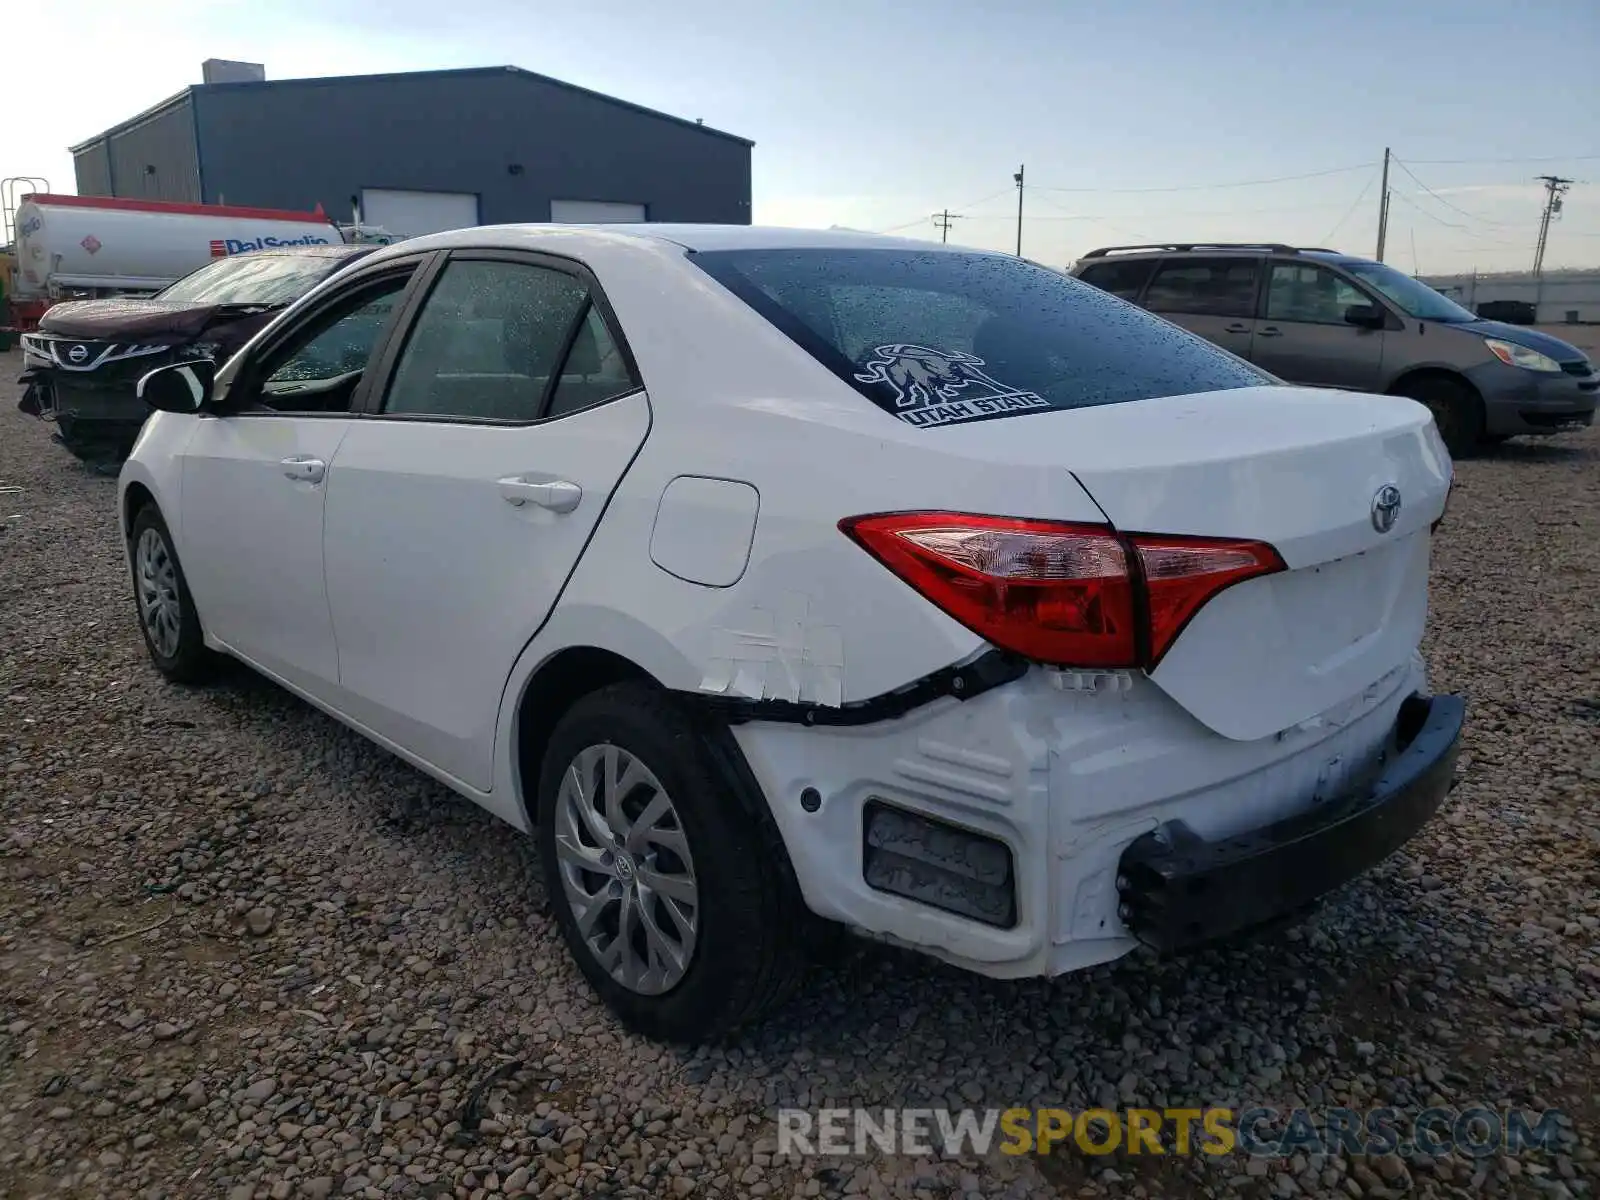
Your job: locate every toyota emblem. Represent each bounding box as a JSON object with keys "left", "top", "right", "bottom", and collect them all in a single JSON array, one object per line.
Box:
[
  {"left": 1370, "top": 484, "right": 1402, "bottom": 533},
  {"left": 67, "top": 344, "right": 89, "bottom": 364}
]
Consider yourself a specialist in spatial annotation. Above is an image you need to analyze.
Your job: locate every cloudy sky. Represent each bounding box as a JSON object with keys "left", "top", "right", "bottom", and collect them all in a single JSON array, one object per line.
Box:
[{"left": 8, "top": 0, "right": 1598, "bottom": 272}]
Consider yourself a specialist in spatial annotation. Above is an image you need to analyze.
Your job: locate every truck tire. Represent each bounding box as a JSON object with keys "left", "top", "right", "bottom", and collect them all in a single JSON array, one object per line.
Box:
[
  {"left": 537, "top": 682, "right": 805, "bottom": 1043},
  {"left": 1396, "top": 376, "right": 1485, "bottom": 458}
]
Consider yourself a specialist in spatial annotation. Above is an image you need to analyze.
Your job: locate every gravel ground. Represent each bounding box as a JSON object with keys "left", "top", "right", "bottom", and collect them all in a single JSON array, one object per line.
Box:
[{"left": 2, "top": 347, "right": 1596, "bottom": 1200}]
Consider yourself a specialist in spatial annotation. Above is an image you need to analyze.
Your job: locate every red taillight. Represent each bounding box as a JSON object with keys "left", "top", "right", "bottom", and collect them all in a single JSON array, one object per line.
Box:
[
  {"left": 840, "top": 512, "right": 1284, "bottom": 670},
  {"left": 1132, "top": 536, "right": 1286, "bottom": 663}
]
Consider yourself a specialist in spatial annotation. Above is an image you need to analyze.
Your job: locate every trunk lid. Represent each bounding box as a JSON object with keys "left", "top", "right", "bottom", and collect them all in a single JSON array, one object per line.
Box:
[{"left": 1058, "top": 385, "right": 1451, "bottom": 740}]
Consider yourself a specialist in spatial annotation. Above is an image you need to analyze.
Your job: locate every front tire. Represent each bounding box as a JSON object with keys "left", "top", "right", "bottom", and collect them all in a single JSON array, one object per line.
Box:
[
  {"left": 1397, "top": 376, "right": 1485, "bottom": 457},
  {"left": 129, "top": 506, "right": 217, "bottom": 684},
  {"left": 537, "top": 682, "right": 804, "bottom": 1043}
]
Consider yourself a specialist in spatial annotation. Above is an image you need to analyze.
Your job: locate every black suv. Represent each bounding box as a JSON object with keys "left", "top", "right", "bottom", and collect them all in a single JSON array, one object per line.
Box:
[{"left": 18, "top": 244, "right": 375, "bottom": 462}]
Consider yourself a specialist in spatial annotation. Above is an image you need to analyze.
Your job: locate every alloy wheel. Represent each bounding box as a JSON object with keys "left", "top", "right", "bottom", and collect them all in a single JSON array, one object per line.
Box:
[{"left": 552, "top": 743, "right": 699, "bottom": 995}]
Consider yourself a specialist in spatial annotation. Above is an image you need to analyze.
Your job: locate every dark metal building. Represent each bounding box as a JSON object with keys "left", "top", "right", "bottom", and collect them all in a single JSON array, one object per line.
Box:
[{"left": 69, "top": 66, "right": 753, "bottom": 237}]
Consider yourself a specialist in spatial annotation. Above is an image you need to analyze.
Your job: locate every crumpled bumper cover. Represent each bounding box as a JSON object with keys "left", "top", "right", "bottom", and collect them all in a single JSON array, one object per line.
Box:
[{"left": 1116, "top": 691, "right": 1464, "bottom": 950}]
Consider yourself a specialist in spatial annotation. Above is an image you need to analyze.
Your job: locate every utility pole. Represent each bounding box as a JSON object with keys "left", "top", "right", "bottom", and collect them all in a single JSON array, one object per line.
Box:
[
  {"left": 1532, "top": 174, "right": 1573, "bottom": 276},
  {"left": 1375, "top": 147, "right": 1391, "bottom": 262},
  {"left": 1014, "top": 165, "right": 1025, "bottom": 257},
  {"left": 932, "top": 209, "right": 963, "bottom": 244}
]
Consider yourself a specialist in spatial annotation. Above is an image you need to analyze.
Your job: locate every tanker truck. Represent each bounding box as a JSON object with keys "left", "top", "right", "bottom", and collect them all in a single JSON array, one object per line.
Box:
[{"left": 8, "top": 193, "right": 344, "bottom": 331}]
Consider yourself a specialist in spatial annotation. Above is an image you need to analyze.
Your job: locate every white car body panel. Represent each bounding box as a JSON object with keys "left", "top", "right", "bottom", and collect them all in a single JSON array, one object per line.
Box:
[
  {"left": 179, "top": 415, "right": 353, "bottom": 693},
  {"left": 320, "top": 391, "right": 652, "bottom": 792},
  {"left": 117, "top": 222, "right": 1457, "bottom": 983}
]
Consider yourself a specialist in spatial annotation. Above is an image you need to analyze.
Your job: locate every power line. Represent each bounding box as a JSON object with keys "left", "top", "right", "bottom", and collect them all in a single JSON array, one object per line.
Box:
[
  {"left": 1387, "top": 189, "right": 1465, "bottom": 229},
  {"left": 1319, "top": 169, "right": 1378, "bottom": 246},
  {"left": 1390, "top": 157, "right": 1519, "bottom": 227},
  {"left": 1403, "top": 153, "right": 1600, "bottom": 165},
  {"left": 1029, "top": 162, "right": 1374, "bottom": 195},
  {"left": 1386, "top": 191, "right": 1523, "bottom": 247},
  {"left": 870, "top": 185, "right": 1013, "bottom": 235}
]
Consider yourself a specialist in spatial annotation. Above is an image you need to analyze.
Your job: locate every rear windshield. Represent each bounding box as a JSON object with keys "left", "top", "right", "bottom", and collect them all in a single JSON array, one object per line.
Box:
[
  {"left": 691, "top": 248, "right": 1270, "bottom": 429},
  {"left": 157, "top": 253, "right": 346, "bottom": 306}
]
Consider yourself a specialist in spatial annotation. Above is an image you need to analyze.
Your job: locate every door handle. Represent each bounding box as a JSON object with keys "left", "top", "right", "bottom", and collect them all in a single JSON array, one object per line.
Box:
[
  {"left": 1257, "top": 326, "right": 1284, "bottom": 338},
  {"left": 498, "top": 476, "right": 583, "bottom": 513},
  {"left": 282, "top": 456, "right": 326, "bottom": 484},
  {"left": 1224, "top": 323, "right": 1252, "bottom": 334}
]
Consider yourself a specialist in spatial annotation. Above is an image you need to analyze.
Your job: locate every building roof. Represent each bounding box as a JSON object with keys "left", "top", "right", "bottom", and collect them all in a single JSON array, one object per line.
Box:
[{"left": 69, "top": 65, "right": 752, "bottom": 154}]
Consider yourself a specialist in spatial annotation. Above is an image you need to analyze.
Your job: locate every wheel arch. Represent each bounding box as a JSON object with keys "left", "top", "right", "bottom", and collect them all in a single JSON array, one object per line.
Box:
[
  {"left": 514, "top": 645, "right": 658, "bottom": 828},
  {"left": 507, "top": 634, "right": 809, "bottom": 912},
  {"left": 1386, "top": 365, "right": 1484, "bottom": 407},
  {"left": 121, "top": 480, "right": 159, "bottom": 540}
]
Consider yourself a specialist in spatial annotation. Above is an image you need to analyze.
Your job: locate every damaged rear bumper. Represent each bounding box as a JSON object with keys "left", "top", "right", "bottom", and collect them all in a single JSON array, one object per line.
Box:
[{"left": 1115, "top": 691, "right": 1464, "bottom": 950}]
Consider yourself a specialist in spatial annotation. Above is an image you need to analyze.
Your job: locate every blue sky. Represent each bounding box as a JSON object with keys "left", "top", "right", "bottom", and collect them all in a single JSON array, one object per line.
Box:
[{"left": 10, "top": 0, "right": 1598, "bottom": 271}]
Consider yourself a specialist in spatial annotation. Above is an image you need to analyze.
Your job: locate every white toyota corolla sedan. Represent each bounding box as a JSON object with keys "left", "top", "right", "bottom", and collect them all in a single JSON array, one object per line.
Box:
[{"left": 120, "top": 224, "right": 1463, "bottom": 1043}]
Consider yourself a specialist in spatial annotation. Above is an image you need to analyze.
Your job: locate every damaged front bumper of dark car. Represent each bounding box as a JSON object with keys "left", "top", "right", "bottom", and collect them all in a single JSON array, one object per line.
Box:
[{"left": 17, "top": 336, "right": 196, "bottom": 462}]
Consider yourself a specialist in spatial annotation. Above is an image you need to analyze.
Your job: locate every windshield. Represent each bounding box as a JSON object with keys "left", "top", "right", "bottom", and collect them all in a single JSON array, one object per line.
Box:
[
  {"left": 157, "top": 253, "right": 345, "bottom": 306},
  {"left": 691, "top": 249, "right": 1270, "bottom": 430},
  {"left": 1340, "top": 260, "right": 1476, "bottom": 322}
]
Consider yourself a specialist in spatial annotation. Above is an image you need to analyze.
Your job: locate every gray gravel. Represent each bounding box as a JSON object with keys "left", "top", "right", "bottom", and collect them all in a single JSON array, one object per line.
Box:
[{"left": 1, "top": 346, "right": 1596, "bottom": 1200}]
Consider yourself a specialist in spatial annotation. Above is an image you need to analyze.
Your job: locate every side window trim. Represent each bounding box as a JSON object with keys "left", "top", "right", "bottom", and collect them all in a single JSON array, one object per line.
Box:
[
  {"left": 223, "top": 255, "right": 436, "bottom": 419},
  {"left": 1133, "top": 256, "right": 1164, "bottom": 307},
  {"left": 360, "top": 246, "right": 645, "bottom": 426},
  {"left": 536, "top": 298, "right": 597, "bottom": 419}
]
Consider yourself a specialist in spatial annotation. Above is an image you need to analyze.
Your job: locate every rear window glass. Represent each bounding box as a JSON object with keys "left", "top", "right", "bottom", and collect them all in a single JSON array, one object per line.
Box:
[{"left": 691, "top": 249, "right": 1269, "bottom": 430}]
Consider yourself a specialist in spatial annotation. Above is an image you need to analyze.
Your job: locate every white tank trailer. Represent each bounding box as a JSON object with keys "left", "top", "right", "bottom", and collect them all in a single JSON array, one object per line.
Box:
[{"left": 12, "top": 194, "right": 344, "bottom": 301}]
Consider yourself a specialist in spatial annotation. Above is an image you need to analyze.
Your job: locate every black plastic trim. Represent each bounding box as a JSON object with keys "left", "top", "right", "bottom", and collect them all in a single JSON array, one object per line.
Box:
[
  {"left": 861, "top": 798, "right": 1019, "bottom": 929},
  {"left": 1117, "top": 691, "right": 1465, "bottom": 952},
  {"left": 688, "top": 649, "right": 1028, "bottom": 727}
]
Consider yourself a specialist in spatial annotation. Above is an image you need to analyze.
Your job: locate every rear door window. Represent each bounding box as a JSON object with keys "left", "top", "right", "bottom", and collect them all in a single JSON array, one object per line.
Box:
[
  {"left": 691, "top": 248, "right": 1269, "bottom": 429},
  {"left": 1144, "top": 257, "right": 1261, "bottom": 318},
  {"left": 1075, "top": 258, "right": 1158, "bottom": 301}
]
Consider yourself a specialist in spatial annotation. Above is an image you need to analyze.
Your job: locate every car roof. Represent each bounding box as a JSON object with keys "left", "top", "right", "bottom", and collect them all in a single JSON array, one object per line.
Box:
[
  {"left": 369, "top": 223, "right": 991, "bottom": 259},
  {"left": 1074, "top": 243, "right": 1375, "bottom": 268}
]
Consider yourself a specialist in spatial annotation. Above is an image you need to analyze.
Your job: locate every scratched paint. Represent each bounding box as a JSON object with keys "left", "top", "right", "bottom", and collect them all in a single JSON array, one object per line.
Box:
[{"left": 700, "top": 593, "right": 845, "bottom": 706}]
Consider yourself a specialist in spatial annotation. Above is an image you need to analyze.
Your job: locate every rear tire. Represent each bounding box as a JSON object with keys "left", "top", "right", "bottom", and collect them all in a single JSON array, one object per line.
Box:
[
  {"left": 129, "top": 506, "right": 218, "bottom": 684},
  {"left": 536, "top": 682, "right": 805, "bottom": 1043},
  {"left": 1396, "top": 376, "right": 1485, "bottom": 457}
]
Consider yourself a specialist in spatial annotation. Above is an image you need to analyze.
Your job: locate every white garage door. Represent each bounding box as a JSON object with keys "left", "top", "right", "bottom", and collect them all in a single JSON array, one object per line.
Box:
[
  {"left": 549, "top": 199, "right": 647, "bottom": 224},
  {"left": 361, "top": 189, "right": 480, "bottom": 238}
]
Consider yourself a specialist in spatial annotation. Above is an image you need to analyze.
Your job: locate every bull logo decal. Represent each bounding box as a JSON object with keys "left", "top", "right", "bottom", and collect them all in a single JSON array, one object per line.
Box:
[{"left": 853, "top": 343, "right": 1050, "bottom": 429}]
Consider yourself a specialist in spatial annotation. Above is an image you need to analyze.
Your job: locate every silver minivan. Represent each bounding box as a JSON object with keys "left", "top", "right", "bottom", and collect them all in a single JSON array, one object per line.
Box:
[{"left": 1071, "top": 243, "right": 1597, "bottom": 455}]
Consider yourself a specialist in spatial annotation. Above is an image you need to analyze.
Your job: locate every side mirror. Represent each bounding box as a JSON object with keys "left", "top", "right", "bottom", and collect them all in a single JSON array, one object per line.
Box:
[
  {"left": 1344, "top": 303, "right": 1386, "bottom": 330},
  {"left": 137, "top": 360, "right": 216, "bottom": 413}
]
